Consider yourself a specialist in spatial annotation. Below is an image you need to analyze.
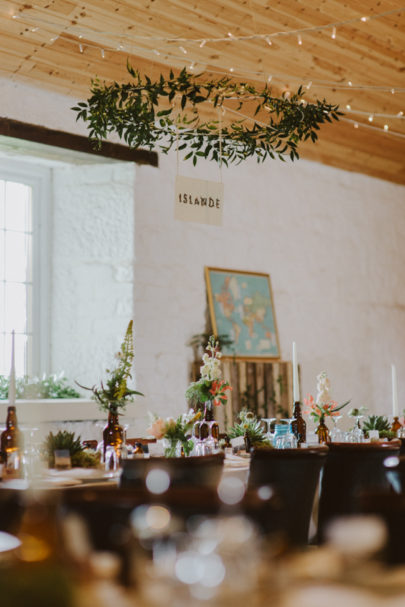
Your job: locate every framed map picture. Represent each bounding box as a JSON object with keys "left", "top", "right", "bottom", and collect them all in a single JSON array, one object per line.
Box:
[{"left": 205, "top": 267, "right": 280, "bottom": 360}]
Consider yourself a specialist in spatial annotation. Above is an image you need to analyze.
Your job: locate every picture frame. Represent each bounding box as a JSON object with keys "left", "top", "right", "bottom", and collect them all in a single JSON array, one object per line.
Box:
[{"left": 205, "top": 267, "right": 280, "bottom": 360}]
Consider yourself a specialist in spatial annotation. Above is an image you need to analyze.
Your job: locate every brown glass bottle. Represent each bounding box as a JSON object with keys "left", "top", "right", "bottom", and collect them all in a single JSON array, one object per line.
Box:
[
  {"left": 316, "top": 417, "right": 330, "bottom": 444},
  {"left": 291, "top": 402, "right": 307, "bottom": 445},
  {"left": 103, "top": 410, "right": 124, "bottom": 457},
  {"left": 1, "top": 406, "right": 22, "bottom": 476},
  {"left": 199, "top": 401, "right": 219, "bottom": 442},
  {"left": 392, "top": 416, "right": 402, "bottom": 434}
]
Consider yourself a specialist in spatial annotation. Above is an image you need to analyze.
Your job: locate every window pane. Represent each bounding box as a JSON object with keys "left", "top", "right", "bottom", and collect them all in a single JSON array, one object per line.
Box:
[
  {"left": 5, "top": 283, "right": 27, "bottom": 333},
  {"left": 5, "top": 231, "right": 30, "bottom": 282},
  {"left": 0, "top": 282, "right": 4, "bottom": 332},
  {"left": 0, "top": 230, "right": 4, "bottom": 280},
  {"left": 0, "top": 180, "right": 4, "bottom": 229},
  {"left": 0, "top": 334, "right": 5, "bottom": 375},
  {"left": 5, "top": 181, "right": 31, "bottom": 232},
  {"left": 2, "top": 332, "right": 27, "bottom": 377}
]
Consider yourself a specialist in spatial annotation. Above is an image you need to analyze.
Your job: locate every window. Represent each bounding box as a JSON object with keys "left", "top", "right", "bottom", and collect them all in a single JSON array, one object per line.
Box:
[{"left": 0, "top": 160, "right": 50, "bottom": 377}]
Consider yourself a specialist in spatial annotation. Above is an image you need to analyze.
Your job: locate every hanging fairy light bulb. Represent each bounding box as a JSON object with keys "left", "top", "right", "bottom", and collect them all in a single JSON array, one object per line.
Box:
[
  {"left": 199, "top": 40, "right": 206, "bottom": 48},
  {"left": 179, "top": 46, "right": 187, "bottom": 54},
  {"left": 368, "top": 114, "right": 374, "bottom": 122},
  {"left": 267, "top": 75, "right": 273, "bottom": 83},
  {"left": 346, "top": 104, "right": 351, "bottom": 110},
  {"left": 331, "top": 26, "right": 337, "bottom": 39},
  {"left": 100, "top": 48, "right": 105, "bottom": 59},
  {"left": 79, "top": 43, "right": 83, "bottom": 53},
  {"left": 354, "top": 123, "right": 359, "bottom": 128},
  {"left": 265, "top": 37, "right": 272, "bottom": 46},
  {"left": 306, "top": 81, "right": 312, "bottom": 90},
  {"left": 297, "top": 34, "right": 303, "bottom": 45},
  {"left": 384, "top": 124, "right": 389, "bottom": 131}
]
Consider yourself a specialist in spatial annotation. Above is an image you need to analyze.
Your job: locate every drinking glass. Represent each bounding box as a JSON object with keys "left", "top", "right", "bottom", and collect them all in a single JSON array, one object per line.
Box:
[
  {"left": 104, "top": 445, "right": 119, "bottom": 471},
  {"left": 273, "top": 423, "right": 289, "bottom": 449},
  {"left": 281, "top": 418, "right": 298, "bottom": 448},
  {"left": 261, "top": 417, "right": 276, "bottom": 444},
  {"left": 330, "top": 414, "right": 344, "bottom": 442}
]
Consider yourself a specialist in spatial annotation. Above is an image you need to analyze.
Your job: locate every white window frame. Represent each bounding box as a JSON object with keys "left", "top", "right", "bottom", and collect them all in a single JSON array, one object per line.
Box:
[{"left": 0, "top": 158, "right": 51, "bottom": 376}]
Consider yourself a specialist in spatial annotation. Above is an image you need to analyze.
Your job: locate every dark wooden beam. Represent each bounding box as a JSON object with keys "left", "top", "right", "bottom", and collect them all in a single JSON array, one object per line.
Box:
[{"left": 0, "top": 117, "right": 158, "bottom": 167}]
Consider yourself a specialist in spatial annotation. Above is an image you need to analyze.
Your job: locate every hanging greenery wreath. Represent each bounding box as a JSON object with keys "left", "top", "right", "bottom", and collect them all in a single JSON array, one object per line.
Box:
[{"left": 73, "top": 66, "right": 342, "bottom": 166}]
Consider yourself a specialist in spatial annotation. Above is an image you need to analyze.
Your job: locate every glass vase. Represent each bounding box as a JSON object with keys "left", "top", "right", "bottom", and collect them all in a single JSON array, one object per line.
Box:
[{"left": 163, "top": 438, "right": 182, "bottom": 458}]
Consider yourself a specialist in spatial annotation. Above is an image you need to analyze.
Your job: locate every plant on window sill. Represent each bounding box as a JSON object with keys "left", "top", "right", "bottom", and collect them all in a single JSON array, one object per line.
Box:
[{"left": 0, "top": 372, "right": 81, "bottom": 400}]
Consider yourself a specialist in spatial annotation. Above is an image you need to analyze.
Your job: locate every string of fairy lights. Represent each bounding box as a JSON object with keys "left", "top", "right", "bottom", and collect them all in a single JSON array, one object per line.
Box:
[{"left": 5, "top": 2, "right": 405, "bottom": 139}]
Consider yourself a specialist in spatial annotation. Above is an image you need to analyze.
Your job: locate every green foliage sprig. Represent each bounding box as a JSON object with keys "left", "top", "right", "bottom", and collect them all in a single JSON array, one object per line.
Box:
[
  {"left": 73, "top": 67, "right": 342, "bottom": 166},
  {"left": 77, "top": 320, "right": 143, "bottom": 414},
  {"left": 0, "top": 372, "right": 80, "bottom": 400}
]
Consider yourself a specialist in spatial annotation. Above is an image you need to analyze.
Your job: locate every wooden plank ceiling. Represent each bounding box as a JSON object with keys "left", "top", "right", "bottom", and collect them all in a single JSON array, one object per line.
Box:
[{"left": 0, "top": 0, "right": 404, "bottom": 185}]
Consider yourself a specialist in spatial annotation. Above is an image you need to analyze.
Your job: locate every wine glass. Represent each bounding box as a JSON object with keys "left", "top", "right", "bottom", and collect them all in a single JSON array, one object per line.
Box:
[
  {"left": 261, "top": 417, "right": 276, "bottom": 444},
  {"left": 330, "top": 414, "right": 344, "bottom": 442}
]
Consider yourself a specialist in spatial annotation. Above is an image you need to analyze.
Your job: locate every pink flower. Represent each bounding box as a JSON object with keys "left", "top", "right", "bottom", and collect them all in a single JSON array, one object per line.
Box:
[{"left": 147, "top": 417, "right": 166, "bottom": 440}]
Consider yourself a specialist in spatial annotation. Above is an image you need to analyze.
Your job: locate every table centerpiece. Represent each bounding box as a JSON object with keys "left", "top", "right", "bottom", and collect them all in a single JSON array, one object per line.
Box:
[{"left": 77, "top": 320, "right": 143, "bottom": 457}]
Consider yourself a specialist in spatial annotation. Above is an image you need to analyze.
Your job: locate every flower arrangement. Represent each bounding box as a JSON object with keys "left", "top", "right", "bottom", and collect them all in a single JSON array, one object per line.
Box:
[
  {"left": 304, "top": 371, "right": 350, "bottom": 423},
  {"left": 147, "top": 410, "right": 201, "bottom": 457},
  {"left": 227, "top": 409, "right": 270, "bottom": 447},
  {"left": 185, "top": 336, "right": 232, "bottom": 407},
  {"left": 77, "top": 320, "right": 143, "bottom": 414}
]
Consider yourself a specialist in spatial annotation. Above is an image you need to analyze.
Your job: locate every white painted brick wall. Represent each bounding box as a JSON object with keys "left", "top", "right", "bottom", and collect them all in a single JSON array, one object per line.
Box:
[
  {"left": 51, "top": 162, "right": 136, "bottom": 397},
  {"left": 2, "top": 78, "right": 405, "bottom": 435},
  {"left": 133, "top": 152, "right": 405, "bottom": 431}
]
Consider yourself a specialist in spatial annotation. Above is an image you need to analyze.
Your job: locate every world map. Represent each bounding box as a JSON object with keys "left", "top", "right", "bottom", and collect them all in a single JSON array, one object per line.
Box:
[{"left": 208, "top": 270, "right": 279, "bottom": 358}]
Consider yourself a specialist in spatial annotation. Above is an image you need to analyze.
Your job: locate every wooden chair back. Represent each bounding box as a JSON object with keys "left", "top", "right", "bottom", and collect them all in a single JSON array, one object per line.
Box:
[
  {"left": 249, "top": 446, "right": 328, "bottom": 545},
  {"left": 120, "top": 452, "right": 225, "bottom": 490},
  {"left": 318, "top": 441, "right": 401, "bottom": 542}
]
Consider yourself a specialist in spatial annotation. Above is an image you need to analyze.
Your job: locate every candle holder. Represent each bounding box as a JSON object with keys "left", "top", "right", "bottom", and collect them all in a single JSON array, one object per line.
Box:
[{"left": 391, "top": 416, "right": 402, "bottom": 434}]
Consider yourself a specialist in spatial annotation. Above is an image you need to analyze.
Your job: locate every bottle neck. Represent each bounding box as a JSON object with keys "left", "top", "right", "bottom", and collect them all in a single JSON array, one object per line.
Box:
[
  {"left": 6, "top": 407, "right": 18, "bottom": 429},
  {"left": 108, "top": 410, "right": 119, "bottom": 425},
  {"left": 293, "top": 402, "right": 302, "bottom": 418},
  {"left": 203, "top": 401, "right": 214, "bottom": 421}
]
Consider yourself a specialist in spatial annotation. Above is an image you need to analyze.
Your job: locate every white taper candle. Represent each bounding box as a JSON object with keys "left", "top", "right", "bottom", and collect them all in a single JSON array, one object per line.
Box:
[
  {"left": 292, "top": 341, "right": 300, "bottom": 403},
  {"left": 392, "top": 363, "right": 398, "bottom": 417},
  {"left": 9, "top": 330, "right": 16, "bottom": 406}
]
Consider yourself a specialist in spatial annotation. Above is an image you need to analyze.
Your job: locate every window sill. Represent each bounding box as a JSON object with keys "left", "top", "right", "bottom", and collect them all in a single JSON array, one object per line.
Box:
[{"left": 0, "top": 398, "right": 106, "bottom": 424}]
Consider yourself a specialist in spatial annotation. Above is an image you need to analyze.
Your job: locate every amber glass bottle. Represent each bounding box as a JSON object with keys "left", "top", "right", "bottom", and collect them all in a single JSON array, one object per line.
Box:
[
  {"left": 1, "top": 406, "right": 23, "bottom": 476},
  {"left": 392, "top": 416, "right": 402, "bottom": 434},
  {"left": 291, "top": 402, "right": 307, "bottom": 445},
  {"left": 103, "top": 410, "right": 124, "bottom": 457},
  {"left": 316, "top": 417, "right": 330, "bottom": 444},
  {"left": 199, "top": 401, "right": 219, "bottom": 442}
]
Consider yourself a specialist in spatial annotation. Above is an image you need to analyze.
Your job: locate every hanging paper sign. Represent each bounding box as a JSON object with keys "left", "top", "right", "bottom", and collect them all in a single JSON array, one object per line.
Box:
[{"left": 175, "top": 175, "right": 224, "bottom": 226}]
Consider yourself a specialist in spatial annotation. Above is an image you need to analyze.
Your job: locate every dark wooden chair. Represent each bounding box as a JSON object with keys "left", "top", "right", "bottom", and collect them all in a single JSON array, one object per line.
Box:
[
  {"left": 248, "top": 446, "right": 329, "bottom": 545},
  {"left": 120, "top": 452, "right": 225, "bottom": 490},
  {"left": 317, "top": 441, "right": 401, "bottom": 542},
  {"left": 359, "top": 490, "right": 405, "bottom": 564}
]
